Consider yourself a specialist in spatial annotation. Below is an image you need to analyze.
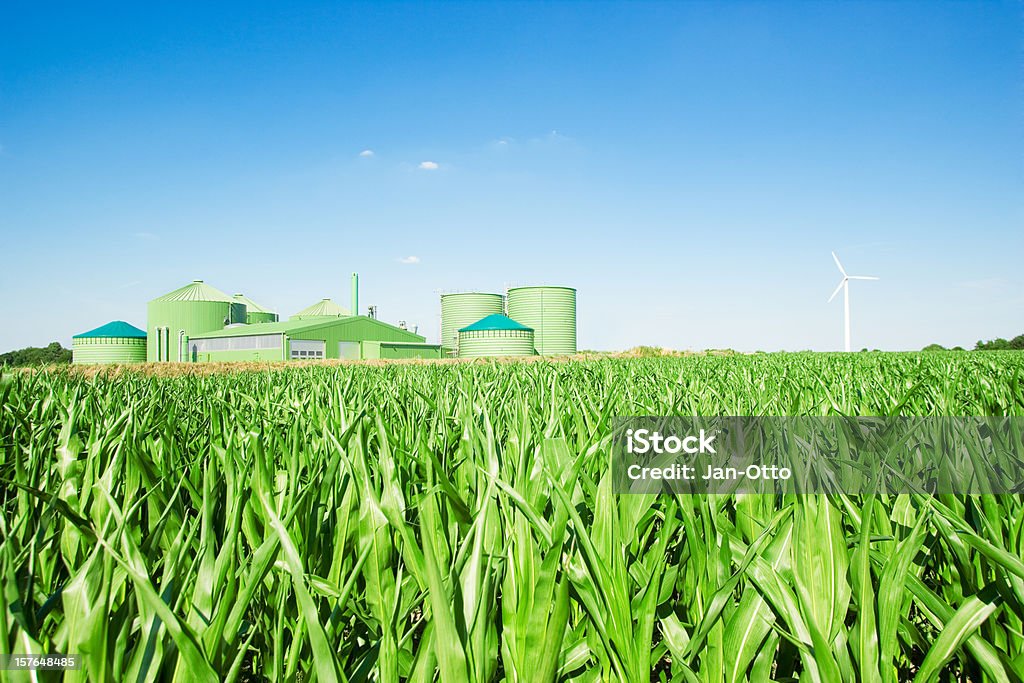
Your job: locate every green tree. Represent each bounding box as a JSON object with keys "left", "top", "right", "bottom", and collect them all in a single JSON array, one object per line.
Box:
[
  {"left": 975, "top": 335, "right": 1024, "bottom": 350},
  {"left": 0, "top": 342, "right": 72, "bottom": 367}
]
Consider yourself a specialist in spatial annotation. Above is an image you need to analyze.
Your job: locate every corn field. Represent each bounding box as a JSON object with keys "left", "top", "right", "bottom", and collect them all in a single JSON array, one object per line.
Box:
[{"left": 2, "top": 352, "right": 1023, "bottom": 682}]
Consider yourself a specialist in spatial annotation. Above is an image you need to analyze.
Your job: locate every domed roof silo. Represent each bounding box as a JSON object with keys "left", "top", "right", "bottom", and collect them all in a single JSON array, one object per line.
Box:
[
  {"left": 457, "top": 314, "right": 535, "bottom": 358},
  {"left": 147, "top": 280, "right": 246, "bottom": 361},
  {"left": 233, "top": 293, "right": 278, "bottom": 324},
  {"left": 290, "top": 298, "right": 351, "bottom": 320},
  {"left": 506, "top": 286, "right": 576, "bottom": 355},
  {"left": 72, "top": 321, "right": 147, "bottom": 365},
  {"left": 440, "top": 292, "right": 505, "bottom": 355}
]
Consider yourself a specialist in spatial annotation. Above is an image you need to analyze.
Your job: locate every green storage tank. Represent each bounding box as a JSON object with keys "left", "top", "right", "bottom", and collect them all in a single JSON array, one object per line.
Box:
[
  {"left": 233, "top": 293, "right": 278, "bottom": 324},
  {"left": 72, "top": 321, "right": 147, "bottom": 365},
  {"left": 291, "top": 298, "right": 351, "bottom": 319},
  {"left": 440, "top": 292, "right": 504, "bottom": 355},
  {"left": 506, "top": 286, "right": 577, "bottom": 355},
  {"left": 147, "top": 280, "right": 246, "bottom": 362},
  {"left": 457, "top": 314, "right": 535, "bottom": 358}
]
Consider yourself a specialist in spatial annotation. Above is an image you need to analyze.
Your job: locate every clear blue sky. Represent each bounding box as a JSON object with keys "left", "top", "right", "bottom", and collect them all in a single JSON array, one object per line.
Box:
[{"left": 1, "top": 1, "right": 1020, "bottom": 352}]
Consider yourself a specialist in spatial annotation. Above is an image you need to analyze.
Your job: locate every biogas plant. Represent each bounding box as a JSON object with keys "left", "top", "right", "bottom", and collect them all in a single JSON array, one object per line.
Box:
[{"left": 70, "top": 275, "right": 577, "bottom": 364}]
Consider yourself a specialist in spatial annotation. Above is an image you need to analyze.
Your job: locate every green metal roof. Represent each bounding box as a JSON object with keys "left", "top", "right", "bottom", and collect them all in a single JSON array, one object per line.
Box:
[
  {"left": 190, "top": 315, "right": 415, "bottom": 339},
  {"left": 150, "top": 280, "right": 235, "bottom": 303},
  {"left": 232, "top": 293, "right": 274, "bottom": 313},
  {"left": 73, "top": 321, "right": 147, "bottom": 339},
  {"left": 459, "top": 314, "right": 533, "bottom": 332},
  {"left": 291, "top": 298, "right": 352, "bottom": 319},
  {"left": 190, "top": 318, "right": 328, "bottom": 338}
]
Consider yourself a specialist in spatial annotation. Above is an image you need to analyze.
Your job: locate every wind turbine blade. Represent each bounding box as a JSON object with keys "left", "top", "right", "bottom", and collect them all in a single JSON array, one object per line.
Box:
[
  {"left": 848, "top": 276, "right": 879, "bottom": 281},
  {"left": 828, "top": 279, "right": 845, "bottom": 302},
  {"left": 831, "top": 251, "right": 847, "bottom": 276}
]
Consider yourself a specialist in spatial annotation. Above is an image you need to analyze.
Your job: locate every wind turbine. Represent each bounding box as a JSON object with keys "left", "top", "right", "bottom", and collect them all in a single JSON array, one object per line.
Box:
[{"left": 828, "top": 252, "right": 879, "bottom": 352}]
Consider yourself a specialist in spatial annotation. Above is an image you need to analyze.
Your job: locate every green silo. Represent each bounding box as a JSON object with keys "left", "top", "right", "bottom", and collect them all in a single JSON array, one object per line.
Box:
[
  {"left": 506, "top": 286, "right": 577, "bottom": 355},
  {"left": 233, "top": 293, "right": 278, "bottom": 324},
  {"left": 457, "top": 315, "right": 535, "bottom": 358},
  {"left": 72, "top": 321, "right": 147, "bottom": 364},
  {"left": 147, "top": 280, "right": 246, "bottom": 362},
  {"left": 440, "top": 292, "right": 504, "bottom": 355},
  {"left": 291, "top": 298, "right": 351, "bottom": 319}
]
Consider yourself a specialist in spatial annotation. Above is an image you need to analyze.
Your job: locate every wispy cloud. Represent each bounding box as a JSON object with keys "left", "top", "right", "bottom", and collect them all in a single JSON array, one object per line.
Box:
[
  {"left": 133, "top": 231, "right": 159, "bottom": 241},
  {"left": 418, "top": 161, "right": 439, "bottom": 170},
  {"left": 538, "top": 129, "right": 572, "bottom": 143},
  {"left": 359, "top": 149, "right": 374, "bottom": 157},
  {"left": 398, "top": 255, "right": 421, "bottom": 265}
]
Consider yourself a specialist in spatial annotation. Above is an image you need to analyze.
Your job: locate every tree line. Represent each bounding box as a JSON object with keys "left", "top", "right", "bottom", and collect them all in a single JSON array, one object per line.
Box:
[{"left": 0, "top": 342, "right": 73, "bottom": 367}]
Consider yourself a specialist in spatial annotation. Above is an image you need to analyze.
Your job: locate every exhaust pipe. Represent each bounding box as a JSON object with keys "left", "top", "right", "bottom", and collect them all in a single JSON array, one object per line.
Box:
[{"left": 351, "top": 273, "right": 359, "bottom": 316}]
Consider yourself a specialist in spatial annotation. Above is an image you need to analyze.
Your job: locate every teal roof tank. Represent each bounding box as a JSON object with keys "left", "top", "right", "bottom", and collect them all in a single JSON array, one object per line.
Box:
[
  {"left": 73, "top": 321, "right": 147, "bottom": 339},
  {"left": 72, "top": 321, "right": 147, "bottom": 364},
  {"left": 147, "top": 280, "right": 246, "bottom": 362},
  {"left": 458, "top": 326, "right": 535, "bottom": 358},
  {"left": 506, "top": 286, "right": 577, "bottom": 355},
  {"left": 233, "top": 293, "right": 279, "bottom": 324},
  {"left": 440, "top": 292, "right": 504, "bottom": 353},
  {"left": 459, "top": 314, "right": 532, "bottom": 332}
]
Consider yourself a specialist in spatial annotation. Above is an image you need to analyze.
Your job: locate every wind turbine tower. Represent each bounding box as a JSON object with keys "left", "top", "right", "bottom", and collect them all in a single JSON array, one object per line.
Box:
[{"left": 828, "top": 252, "right": 879, "bottom": 352}]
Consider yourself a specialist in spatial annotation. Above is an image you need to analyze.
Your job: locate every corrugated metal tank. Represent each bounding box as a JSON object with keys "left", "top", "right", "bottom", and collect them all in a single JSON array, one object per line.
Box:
[
  {"left": 147, "top": 280, "right": 246, "bottom": 361},
  {"left": 291, "top": 298, "right": 351, "bottom": 319},
  {"left": 506, "top": 286, "right": 577, "bottom": 355},
  {"left": 233, "top": 293, "right": 279, "bottom": 324},
  {"left": 245, "top": 311, "right": 278, "bottom": 324},
  {"left": 73, "top": 338, "right": 147, "bottom": 364},
  {"left": 72, "top": 321, "right": 147, "bottom": 365},
  {"left": 458, "top": 329, "right": 536, "bottom": 358},
  {"left": 440, "top": 293, "right": 504, "bottom": 352}
]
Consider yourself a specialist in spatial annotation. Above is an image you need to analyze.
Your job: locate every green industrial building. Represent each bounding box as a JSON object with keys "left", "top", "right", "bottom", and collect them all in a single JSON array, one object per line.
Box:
[
  {"left": 189, "top": 316, "right": 439, "bottom": 362},
  {"left": 70, "top": 271, "right": 577, "bottom": 365},
  {"left": 72, "top": 321, "right": 148, "bottom": 365},
  {"left": 360, "top": 341, "right": 443, "bottom": 360}
]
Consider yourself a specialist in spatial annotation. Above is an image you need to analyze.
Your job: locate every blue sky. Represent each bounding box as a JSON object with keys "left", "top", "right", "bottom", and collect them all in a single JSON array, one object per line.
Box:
[{"left": 1, "top": 1, "right": 1020, "bottom": 352}]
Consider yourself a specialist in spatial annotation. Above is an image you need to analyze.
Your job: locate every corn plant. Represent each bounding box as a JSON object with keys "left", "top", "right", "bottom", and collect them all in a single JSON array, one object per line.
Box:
[{"left": 1, "top": 352, "right": 1023, "bottom": 681}]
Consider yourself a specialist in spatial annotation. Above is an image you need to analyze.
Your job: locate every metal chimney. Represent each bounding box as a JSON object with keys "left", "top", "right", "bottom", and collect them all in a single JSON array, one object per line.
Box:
[{"left": 351, "top": 273, "right": 359, "bottom": 316}]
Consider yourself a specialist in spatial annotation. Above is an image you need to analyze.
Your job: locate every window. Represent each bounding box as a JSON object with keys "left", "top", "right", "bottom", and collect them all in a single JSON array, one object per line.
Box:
[{"left": 191, "top": 334, "right": 282, "bottom": 353}]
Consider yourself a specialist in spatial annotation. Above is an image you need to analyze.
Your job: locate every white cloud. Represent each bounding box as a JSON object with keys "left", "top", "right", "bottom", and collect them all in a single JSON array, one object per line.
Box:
[
  {"left": 398, "top": 255, "right": 421, "bottom": 265},
  {"left": 418, "top": 161, "right": 439, "bottom": 170},
  {"left": 359, "top": 149, "right": 374, "bottom": 157}
]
